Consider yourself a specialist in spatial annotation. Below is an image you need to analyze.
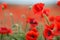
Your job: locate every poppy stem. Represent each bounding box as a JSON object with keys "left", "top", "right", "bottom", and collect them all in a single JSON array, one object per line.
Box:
[
  {"left": 1, "top": 34, "right": 3, "bottom": 40},
  {"left": 3, "top": 13, "right": 7, "bottom": 26},
  {"left": 43, "top": 14, "right": 50, "bottom": 25},
  {"left": 10, "top": 13, "right": 14, "bottom": 26},
  {"left": 45, "top": 38, "right": 46, "bottom": 40},
  {"left": 0, "top": 20, "right": 2, "bottom": 26},
  {"left": 25, "top": 23, "right": 29, "bottom": 33},
  {"left": 56, "top": 36, "right": 60, "bottom": 40}
]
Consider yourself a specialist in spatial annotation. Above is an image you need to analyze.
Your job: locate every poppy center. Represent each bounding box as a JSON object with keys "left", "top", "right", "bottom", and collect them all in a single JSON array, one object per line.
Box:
[
  {"left": 47, "top": 31, "right": 51, "bottom": 36},
  {"left": 33, "top": 22, "right": 37, "bottom": 24},
  {"left": 31, "top": 35, "right": 35, "bottom": 38},
  {"left": 30, "top": 20, "right": 34, "bottom": 24},
  {"left": 30, "top": 20, "right": 37, "bottom": 25},
  {"left": 51, "top": 28, "right": 53, "bottom": 30}
]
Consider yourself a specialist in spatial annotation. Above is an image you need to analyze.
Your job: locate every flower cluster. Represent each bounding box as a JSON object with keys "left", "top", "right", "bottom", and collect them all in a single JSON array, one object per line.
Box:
[
  {"left": 0, "top": 2, "right": 60, "bottom": 40},
  {"left": 32, "top": 2, "right": 60, "bottom": 40},
  {"left": 32, "top": 3, "right": 50, "bottom": 17},
  {"left": 57, "top": 0, "right": 60, "bottom": 6},
  {"left": 26, "top": 27, "right": 39, "bottom": 40},
  {"left": 0, "top": 27, "right": 12, "bottom": 35}
]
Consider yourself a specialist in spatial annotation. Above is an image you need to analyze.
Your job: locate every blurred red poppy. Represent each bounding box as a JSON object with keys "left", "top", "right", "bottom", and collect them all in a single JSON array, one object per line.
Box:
[
  {"left": 0, "top": 27, "right": 12, "bottom": 35},
  {"left": 0, "top": 5, "right": 2, "bottom": 12},
  {"left": 57, "top": 1, "right": 60, "bottom": 6},
  {"left": 30, "top": 27, "right": 38, "bottom": 33},
  {"left": 49, "top": 16, "right": 55, "bottom": 22},
  {"left": 27, "top": 17, "right": 38, "bottom": 27},
  {"left": 2, "top": 2, "right": 7, "bottom": 10},
  {"left": 43, "top": 28, "right": 54, "bottom": 40},
  {"left": 26, "top": 30, "right": 39, "bottom": 40},
  {"left": 54, "top": 16, "right": 60, "bottom": 36},
  {"left": 55, "top": 16, "right": 60, "bottom": 22},
  {"left": 32, "top": 3, "right": 44, "bottom": 14},
  {"left": 43, "top": 8, "right": 50, "bottom": 16},
  {"left": 45, "top": 23, "right": 55, "bottom": 30},
  {"left": 54, "top": 22, "right": 60, "bottom": 36}
]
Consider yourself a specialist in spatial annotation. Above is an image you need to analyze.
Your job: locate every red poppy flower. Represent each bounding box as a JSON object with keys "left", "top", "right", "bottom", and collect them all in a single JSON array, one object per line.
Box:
[
  {"left": 27, "top": 17, "right": 38, "bottom": 27},
  {"left": 32, "top": 3, "right": 44, "bottom": 14},
  {"left": 45, "top": 38, "right": 53, "bottom": 40},
  {"left": 0, "top": 5, "right": 2, "bottom": 12},
  {"left": 30, "top": 27, "right": 38, "bottom": 33},
  {"left": 2, "top": 2, "right": 7, "bottom": 9},
  {"left": 26, "top": 31, "right": 39, "bottom": 40},
  {"left": 43, "top": 8, "right": 50, "bottom": 16},
  {"left": 45, "top": 23, "right": 55, "bottom": 30},
  {"left": 55, "top": 16, "right": 60, "bottom": 22},
  {"left": 43, "top": 28, "right": 54, "bottom": 39},
  {"left": 57, "top": 1, "right": 60, "bottom": 6},
  {"left": 54, "top": 22, "right": 60, "bottom": 36},
  {"left": 0, "top": 27, "right": 12, "bottom": 35},
  {"left": 49, "top": 16, "right": 55, "bottom": 22}
]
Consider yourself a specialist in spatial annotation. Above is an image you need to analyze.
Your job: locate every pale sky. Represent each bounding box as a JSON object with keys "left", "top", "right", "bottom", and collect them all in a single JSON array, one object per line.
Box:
[{"left": 0, "top": 0, "right": 57, "bottom": 5}]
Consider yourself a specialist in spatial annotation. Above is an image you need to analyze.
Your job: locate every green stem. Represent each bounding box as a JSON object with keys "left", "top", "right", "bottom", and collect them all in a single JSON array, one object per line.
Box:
[
  {"left": 10, "top": 16, "right": 14, "bottom": 26},
  {"left": 1, "top": 34, "right": 3, "bottom": 40},
  {"left": 4, "top": 13, "right": 7, "bottom": 26},
  {"left": 45, "top": 38, "right": 46, "bottom": 40},
  {"left": 43, "top": 14, "right": 50, "bottom": 25},
  {"left": 37, "top": 23, "right": 45, "bottom": 40},
  {"left": 0, "top": 20, "right": 2, "bottom": 26},
  {"left": 56, "top": 36, "right": 60, "bottom": 40},
  {"left": 25, "top": 23, "right": 28, "bottom": 32}
]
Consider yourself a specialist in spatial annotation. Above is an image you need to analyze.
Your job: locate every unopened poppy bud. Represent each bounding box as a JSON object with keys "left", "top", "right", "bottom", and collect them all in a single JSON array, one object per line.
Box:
[
  {"left": 10, "top": 13, "right": 13, "bottom": 16},
  {"left": 15, "top": 24, "right": 19, "bottom": 27},
  {"left": 29, "top": 6, "right": 32, "bottom": 10}
]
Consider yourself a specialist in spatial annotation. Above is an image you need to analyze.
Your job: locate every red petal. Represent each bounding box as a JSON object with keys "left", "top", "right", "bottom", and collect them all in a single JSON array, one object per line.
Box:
[{"left": 57, "top": 1, "right": 60, "bottom": 6}]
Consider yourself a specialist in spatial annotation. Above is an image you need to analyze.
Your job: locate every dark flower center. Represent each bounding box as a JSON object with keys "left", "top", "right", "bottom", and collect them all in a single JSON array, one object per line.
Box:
[
  {"left": 31, "top": 35, "right": 35, "bottom": 38},
  {"left": 33, "top": 22, "right": 37, "bottom": 24},
  {"left": 30, "top": 20, "right": 34, "bottom": 24},
  {"left": 30, "top": 19, "right": 37, "bottom": 25},
  {"left": 47, "top": 30, "right": 51, "bottom": 36},
  {"left": 51, "top": 28, "right": 53, "bottom": 30}
]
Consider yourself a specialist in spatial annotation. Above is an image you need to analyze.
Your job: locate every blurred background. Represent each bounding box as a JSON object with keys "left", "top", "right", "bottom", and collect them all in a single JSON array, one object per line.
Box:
[{"left": 0, "top": 0, "right": 60, "bottom": 28}]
